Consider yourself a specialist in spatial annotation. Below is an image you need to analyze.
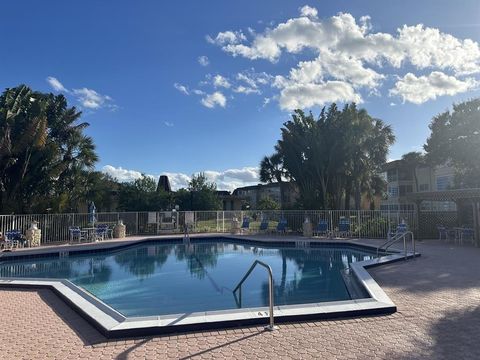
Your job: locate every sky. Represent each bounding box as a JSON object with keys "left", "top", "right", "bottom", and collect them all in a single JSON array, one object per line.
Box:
[{"left": 1, "top": 0, "right": 480, "bottom": 191}]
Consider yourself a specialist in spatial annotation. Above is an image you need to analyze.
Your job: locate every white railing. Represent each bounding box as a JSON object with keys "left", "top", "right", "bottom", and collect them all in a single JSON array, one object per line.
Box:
[{"left": 0, "top": 209, "right": 418, "bottom": 245}]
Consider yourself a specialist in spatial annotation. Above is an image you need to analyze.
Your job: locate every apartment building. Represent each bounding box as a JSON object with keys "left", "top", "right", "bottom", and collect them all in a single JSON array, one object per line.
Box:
[{"left": 381, "top": 160, "right": 456, "bottom": 211}]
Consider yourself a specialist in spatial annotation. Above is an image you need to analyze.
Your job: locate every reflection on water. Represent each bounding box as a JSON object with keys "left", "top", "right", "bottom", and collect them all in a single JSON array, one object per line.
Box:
[{"left": 0, "top": 240, "right": 374, "bottom": 317}]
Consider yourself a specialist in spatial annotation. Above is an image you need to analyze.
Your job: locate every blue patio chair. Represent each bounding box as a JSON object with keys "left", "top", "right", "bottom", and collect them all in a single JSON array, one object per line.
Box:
[
  {"left": 461, "top": 227, "right": 474, "bottom": 244},
  {"left": 259, "top": 219, "right": 269, "bottom": 233},
  {"left": 4, "top": 230, "right": 25, "bottom": 249},
  {"left": 95, "top": 224, "right": 109, "bottom": 241},
  {"left": 336, "top": 218, "right": 350, "bottom": 238},
  {"left": 275, "top": 218, "right": 287, "bottom": 235},
  {"left": 314, "top": 219, "right": 329, "bottom": 237},
  {"left": 69, "top": 226, "right": 87, "bottom": 243},
  {"left": 240, "top": 217, "right": 250, "bottom": 234}
]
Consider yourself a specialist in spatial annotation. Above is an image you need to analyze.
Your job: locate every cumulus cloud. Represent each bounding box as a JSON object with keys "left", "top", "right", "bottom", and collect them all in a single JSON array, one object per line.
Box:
[
  {"left": 201, "top": 91, "right": 227, "bottom": 108},
  {"left": 299, "top": 5, "right": 318, "bottom": 19},
  {"left": 102, "top": 165, "right": 260, "bottom": 191},
  {"left": 390, "top": 71, "right": 478, "bottom": 104},
  {"left": 174, "top": 83, "right": 189, "bottom": 95},
  {"left": 279, "top": 81, "right": 362, "bottom": 110},
  {"left": 46, "top": 76, "right": 68, "bottom": 92},
  {"left": 206, "top": 30, "right": 247, "bottom": 45},
  {"left": 164, "top": 121, "right": 174, "bottom": 127},
  {"left": 102, "top": 165, "right": 151, "bottom": 182},
  {"left": 213, "top": 74, "right": 231, "bottom": 88},
  {"left": 198, "top": 55, "right": 210, "bottom": 66},
  {"left": 202, "top": 7, "right": 480, "bottom": 109},
  {"left": 214, "top": 11, "right": 480, "bottom": 74}
]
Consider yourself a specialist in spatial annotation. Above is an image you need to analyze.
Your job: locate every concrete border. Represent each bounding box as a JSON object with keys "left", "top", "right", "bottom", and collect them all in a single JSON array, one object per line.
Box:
[{"left": 0, "top": 235, "right": 420, "bottom": 338}]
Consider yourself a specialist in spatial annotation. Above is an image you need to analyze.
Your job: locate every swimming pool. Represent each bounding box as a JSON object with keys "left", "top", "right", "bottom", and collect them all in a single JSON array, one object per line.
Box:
[{"left": 0, "top": 238, "right": 376, "bottom": 317}]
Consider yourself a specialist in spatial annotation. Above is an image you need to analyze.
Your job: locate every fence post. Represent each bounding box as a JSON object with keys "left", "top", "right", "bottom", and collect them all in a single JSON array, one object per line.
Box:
[
  {"left": 222, "top": 211, "right": 225, "bottom": 232},
  {"left": 357, "top": 210, "right": 361, "bottom": 238},
  {"left": 135, "top": 212, "right": 139, "bottom": 235}
]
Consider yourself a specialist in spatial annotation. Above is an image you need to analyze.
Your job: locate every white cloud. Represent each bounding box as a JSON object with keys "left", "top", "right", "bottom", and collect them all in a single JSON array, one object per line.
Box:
[
  {"left": 201, "top": 91, "right": 227, "bottom": 108},
  {"left": 213, "top": 74, "right": 231, "bottom": 88},
  {"left": 206, "top": 30, "right": 247, "bottom": 45},
  {"left": 161, "top": 172, "right": 191, "bottom": 190},
  {"left": 102, "top": 165, "right": 151, "bottom": 182},
  {"left": 390, "top": 71, "right": 478, "bottom": 104},
  {"left": 164, "top": 121, "right": 174, "bottom": 127},
  {"left": 174, "top": 83, "right": 189, "bottom": 95},
  {"left": 46, "top": 77, "right": 115, "bottom": 111},
  {"left": 103, "top": 165, "right": 260, "bottom": 191},
  {"left": 72, "top": 88, "right": 113, "bottom": 109},
  {"left": 198, "top": 55, "right": 210, "bottom": 66},
  {"left": 214, "top": 11, "right": 480, "bottom": 74},
  {"left": 299, "top": 5, "right": 318, "bottom": 19},
  {"left": 233, "top": 85, "right": 260, "bottom": 94},
  {"left": 46, "top": 76, "right": 68, "bottom": 92},
  {"left": 279, "top": 81, "right": 362, "bottom": 110},
  {"left": 192, "top": 8, "right": 480, "bottom": 111}
]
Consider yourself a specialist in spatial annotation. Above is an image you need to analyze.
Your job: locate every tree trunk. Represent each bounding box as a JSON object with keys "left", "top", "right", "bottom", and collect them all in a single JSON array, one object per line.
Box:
[
  {"left": 354, "top": 182, "right": 361, "bottom": 210},
  {"left": 344, "top": 180, "right": 352, "bottom": 210}
]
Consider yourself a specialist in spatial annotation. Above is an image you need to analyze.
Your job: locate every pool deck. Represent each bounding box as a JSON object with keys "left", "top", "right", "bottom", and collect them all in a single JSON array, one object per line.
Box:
[{"left": 1, "top": 237, "right": 480, "bottom": 359}]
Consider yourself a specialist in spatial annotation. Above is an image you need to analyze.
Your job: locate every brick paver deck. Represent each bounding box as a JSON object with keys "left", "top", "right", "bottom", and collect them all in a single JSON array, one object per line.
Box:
[{"left": 1, "top": 240, "right": 479, "bottom": 359}]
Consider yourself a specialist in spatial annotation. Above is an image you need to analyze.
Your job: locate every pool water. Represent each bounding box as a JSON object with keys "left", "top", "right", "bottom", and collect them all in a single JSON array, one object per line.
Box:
[{"left": 0, "top": 239, "right": 376, "bottom": 317}]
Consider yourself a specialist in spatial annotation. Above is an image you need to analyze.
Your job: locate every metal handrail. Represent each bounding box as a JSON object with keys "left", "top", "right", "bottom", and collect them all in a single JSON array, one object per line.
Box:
[
  {"left": 377, "top": 231, "right": 415, "bottom": 259},
  {"left": 233, "top": 260, "right": 278, "bottom": 331}
]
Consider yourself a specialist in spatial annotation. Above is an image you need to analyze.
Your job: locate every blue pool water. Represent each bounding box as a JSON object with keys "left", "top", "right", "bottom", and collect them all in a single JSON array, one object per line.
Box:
[{"left": 0, "top": 239, "right": 376, "bottom": 317}]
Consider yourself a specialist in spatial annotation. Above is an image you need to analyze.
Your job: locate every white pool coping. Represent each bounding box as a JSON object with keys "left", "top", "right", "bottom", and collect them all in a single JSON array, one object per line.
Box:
[{"left": 0, "top": 234, "right": 419, "bottom": 338}]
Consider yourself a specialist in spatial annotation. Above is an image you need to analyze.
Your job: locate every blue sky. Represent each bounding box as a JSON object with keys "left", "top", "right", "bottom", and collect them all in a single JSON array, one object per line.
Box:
[{"left": 1, "top": 0, "right": 480, "bottom": 190}]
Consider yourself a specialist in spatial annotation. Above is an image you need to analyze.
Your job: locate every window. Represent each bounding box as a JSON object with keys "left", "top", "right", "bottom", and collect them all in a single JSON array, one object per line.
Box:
[
  {"left": 387, "top": 169, "right": 398, "bottom": 182},
  {"left": 436, "top": 176, "right": 452, "bottom": 191},
  {"left": 387, "top": 186, "right": 398, "bottom": 197},
  {"left": 419, "top": 184, "right": 429, "bottom": 192},
  {"left": 399, "top": 185, "right": 413, "bottom": 196}
]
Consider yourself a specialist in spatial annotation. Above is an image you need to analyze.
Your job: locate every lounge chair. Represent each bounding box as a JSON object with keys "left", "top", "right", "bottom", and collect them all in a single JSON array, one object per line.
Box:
[
  {"left": 258, "top": 219, "right": 269, "bottom": 233},
  {"left": 314, "top": 219, "right": 330, "bottom": 237},
  {"left": 69, "top": 226, "right": 87, "bottom": 243},
  {"left": 336, "top": 218, "right": 350, "bottom": 238},
  {"left": 275, "top": 218, "right": 287, "bottom": 235},
  {"left": 460, "top": 227, "right": 474, "bottom": 245},
  {"left": 95, "top": 224, "right": 109, "bottom": 241},
  {"left": 4, "top": 230, "right": 26, "bottom": 249},
  {"left": 240, "top": 217, "right": 250, "bottom": 234}
]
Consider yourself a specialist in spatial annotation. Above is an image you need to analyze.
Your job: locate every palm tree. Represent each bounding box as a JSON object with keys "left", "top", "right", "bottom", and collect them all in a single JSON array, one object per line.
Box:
[
  {"left": 401, "top": 151, "right": 425, "bottom": 192},
  {"left": 0, "top": 85, "right": 99, "bottom": 213},
  {"left": 259, "top": 152, "right": 288, "bottom": 207}
]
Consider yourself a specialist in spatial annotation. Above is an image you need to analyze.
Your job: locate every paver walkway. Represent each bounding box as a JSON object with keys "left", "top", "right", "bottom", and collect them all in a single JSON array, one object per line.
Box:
[{"left": 1, "top": 240, "right": 479, "bottom": 359}]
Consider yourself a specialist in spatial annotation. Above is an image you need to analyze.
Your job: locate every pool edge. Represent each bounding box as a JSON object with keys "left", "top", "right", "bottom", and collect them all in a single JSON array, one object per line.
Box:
[{"left": 0, "top": 235, "right": 419, "bottom": 338}]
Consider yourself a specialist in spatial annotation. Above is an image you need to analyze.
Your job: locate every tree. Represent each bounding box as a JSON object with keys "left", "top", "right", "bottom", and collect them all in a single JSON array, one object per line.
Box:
[
  {"left": 256, "top": 196, "right": 280, "bottom": 210},
  {"left": 118, "top": 174, "right": 172, "bottom": 211},
  {"left": 400, "top": 151, "right": 425, "bottom": 192},
  {"left": 260, "top": 153, "right": 289, "bottom": 208},
  {"left": 425, "top": 98, "right": 480, "bottom": 188},
  {"left": 174, "top": 173, "right": 221, "bottom": 211},
  {"left": 260, "top": 104, "right": 394, "bottom": 210},
  {"left": 0, "top": 85, "right": 98, "bottom": 213}
]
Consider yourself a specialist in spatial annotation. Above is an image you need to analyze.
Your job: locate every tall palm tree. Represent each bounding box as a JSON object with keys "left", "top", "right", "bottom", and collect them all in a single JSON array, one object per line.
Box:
[
  {"left": 0, "top": 85, "right": 99, "bottom": 213},
  {"left": 401, "top": 151, "right": 425, "bottom": 192}
]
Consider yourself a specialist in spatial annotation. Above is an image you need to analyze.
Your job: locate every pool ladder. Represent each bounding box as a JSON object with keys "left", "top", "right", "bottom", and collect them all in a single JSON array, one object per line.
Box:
[
  {"left": 233, "top": 260, "right": 278, "bottom": 331},
  {"left": 377, "top": 231, "right": 416, "bottom": 259}
]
